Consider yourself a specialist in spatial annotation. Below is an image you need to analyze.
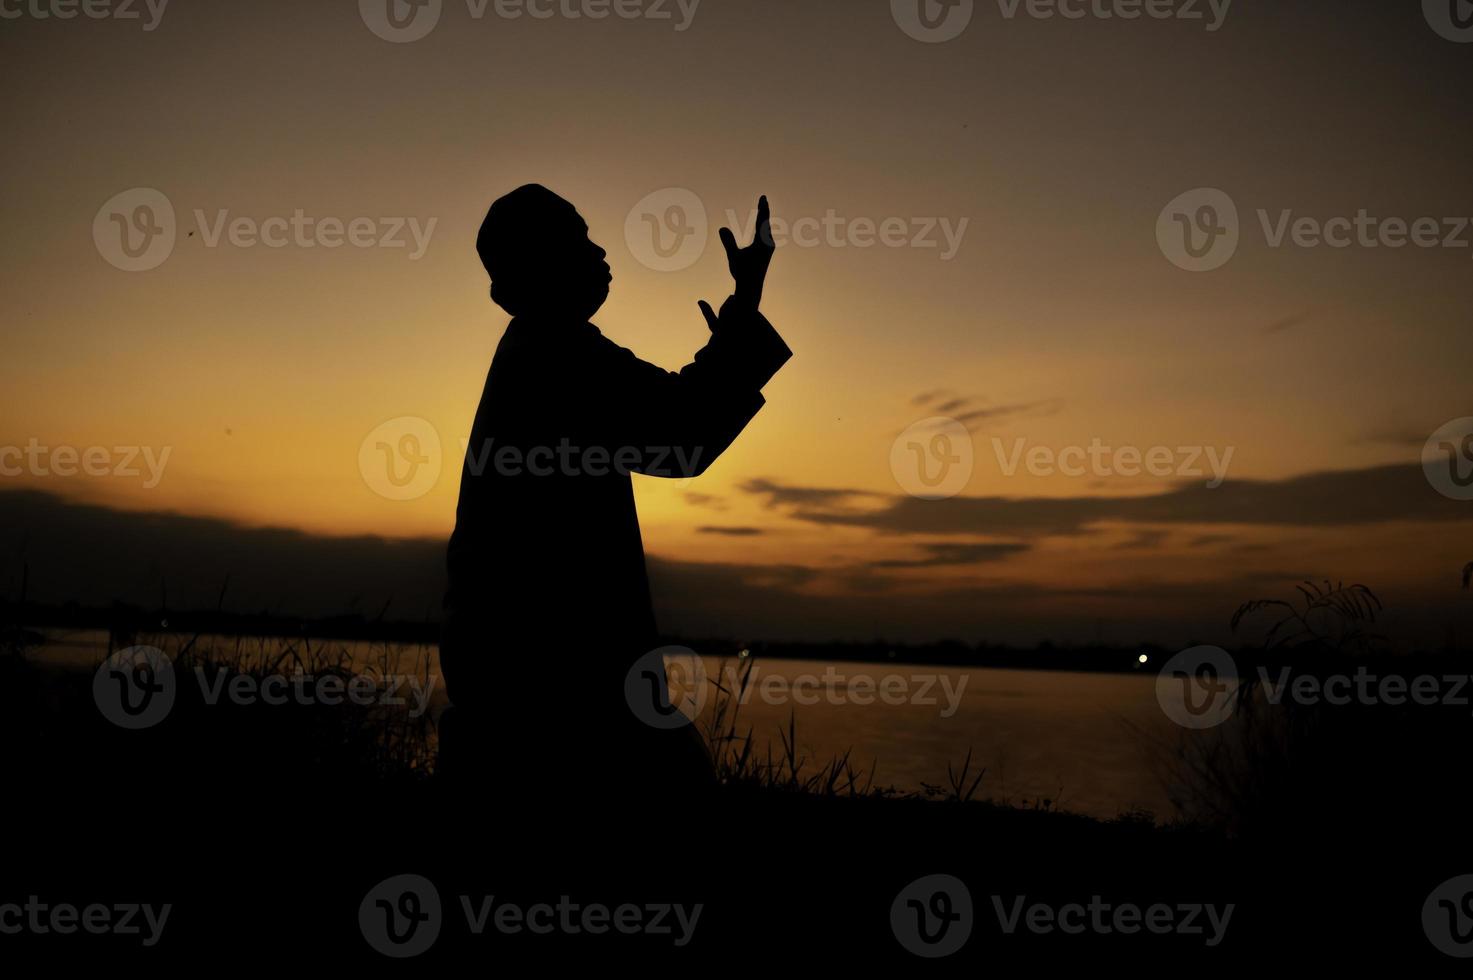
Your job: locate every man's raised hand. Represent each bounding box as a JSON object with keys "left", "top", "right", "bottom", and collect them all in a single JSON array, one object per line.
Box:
[{"left": 719, "top": 195, "right": 775, "bottom": 312}]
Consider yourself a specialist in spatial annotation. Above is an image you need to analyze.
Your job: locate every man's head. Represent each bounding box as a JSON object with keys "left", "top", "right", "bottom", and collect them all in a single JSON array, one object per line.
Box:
[{"left": 476, "top": 184, "right": 612, "bottom": 320}]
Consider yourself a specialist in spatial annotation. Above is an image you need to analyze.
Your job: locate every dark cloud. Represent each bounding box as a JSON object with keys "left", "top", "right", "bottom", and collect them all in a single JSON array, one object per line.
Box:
[
  {"left": 683, "top": 492, "right": 728, "bottom": 511},
  {"left": 0, "top": 489, "right": 445, "bottom": 619},
  {"left": 783, "top": 464, "right": 1470, "bottom": 537},
  {"left": 1350, "top": 427, "right": 1432, "bottom": 449},
  {"left": 4, "top": 475, "right": 1463, "bottom": 648},
  {"left": 1111, "top": 529, "right": 1170, "bottom": 551},
  {"left": 872, "top": 541, "right": 1031, "bottom": 568},
  {"left": 739, "top": 478, "right": 877, "bottom": 511},
  {"left": 697, "top": 526, "right": 765, "bottom": 537}
]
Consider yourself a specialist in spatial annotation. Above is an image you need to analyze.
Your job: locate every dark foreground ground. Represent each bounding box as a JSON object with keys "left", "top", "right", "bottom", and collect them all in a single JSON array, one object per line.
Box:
[{"left": 3, "top": 650, "right": 1470, "bottom": 971}]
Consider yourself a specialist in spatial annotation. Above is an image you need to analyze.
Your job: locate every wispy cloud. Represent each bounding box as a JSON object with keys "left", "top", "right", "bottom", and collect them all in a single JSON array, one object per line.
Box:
[
  {"left": 1262, "top": 311, "right": 1314, "bottom": 336},
  {"left": 953, "top": 398, "right": 1064, "bottom": 426}
]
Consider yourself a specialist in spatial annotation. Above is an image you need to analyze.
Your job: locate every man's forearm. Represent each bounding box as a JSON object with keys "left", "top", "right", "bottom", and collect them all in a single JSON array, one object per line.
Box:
[{"left": 708, "top": 295, "right": 791, "bottom": 393}]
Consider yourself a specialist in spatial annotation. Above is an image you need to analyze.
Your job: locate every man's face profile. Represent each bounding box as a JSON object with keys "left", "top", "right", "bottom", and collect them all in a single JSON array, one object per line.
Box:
[{"left": 477, "top": 184, "right": 612, "bottom": 321}]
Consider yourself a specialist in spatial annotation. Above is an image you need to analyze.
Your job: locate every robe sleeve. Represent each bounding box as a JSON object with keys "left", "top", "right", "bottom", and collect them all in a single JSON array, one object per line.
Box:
[{"left": 595, "top": 297, "right": 792, "bottom": 479}]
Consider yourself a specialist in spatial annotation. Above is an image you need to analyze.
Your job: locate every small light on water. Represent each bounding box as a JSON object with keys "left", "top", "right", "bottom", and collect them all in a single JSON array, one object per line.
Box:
[{"left": 738, "top": 649, "right": 750, "bottom": 659}]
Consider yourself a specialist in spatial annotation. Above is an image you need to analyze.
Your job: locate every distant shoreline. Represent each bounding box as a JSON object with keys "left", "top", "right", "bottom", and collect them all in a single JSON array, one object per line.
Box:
[{"left": 5, "top": 599, "right": 1171, "bottom": 674}]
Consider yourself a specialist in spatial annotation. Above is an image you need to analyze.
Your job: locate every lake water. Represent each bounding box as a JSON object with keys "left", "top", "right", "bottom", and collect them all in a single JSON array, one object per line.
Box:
[{"left": 28, "top": 630, "right": 1179, "bottom": 820}]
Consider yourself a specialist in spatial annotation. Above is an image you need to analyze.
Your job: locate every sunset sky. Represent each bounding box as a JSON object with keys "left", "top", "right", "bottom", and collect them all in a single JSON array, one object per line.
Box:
[{"left": 2, "top": 0, "right": 1471, "bottom": 644}]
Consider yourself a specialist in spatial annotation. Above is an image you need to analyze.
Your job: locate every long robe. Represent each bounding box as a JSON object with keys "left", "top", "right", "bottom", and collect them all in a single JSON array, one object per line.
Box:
[{"left": 441, "top": 300, "right": 790, "bottom": 802}]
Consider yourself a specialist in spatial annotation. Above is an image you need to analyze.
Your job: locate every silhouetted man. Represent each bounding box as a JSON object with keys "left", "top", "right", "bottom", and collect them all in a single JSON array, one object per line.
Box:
[{"left": 442, "top": 185, "right": 790, "bottom": 815}]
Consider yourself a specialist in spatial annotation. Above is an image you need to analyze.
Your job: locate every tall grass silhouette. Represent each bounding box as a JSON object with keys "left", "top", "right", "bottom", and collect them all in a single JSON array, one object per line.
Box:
[
  {"left": 1157, "top": 578, "right": 1473, "bottom": 838},
  {"left": 697, "top": 653, "right": 987, "bottom": 803}
]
